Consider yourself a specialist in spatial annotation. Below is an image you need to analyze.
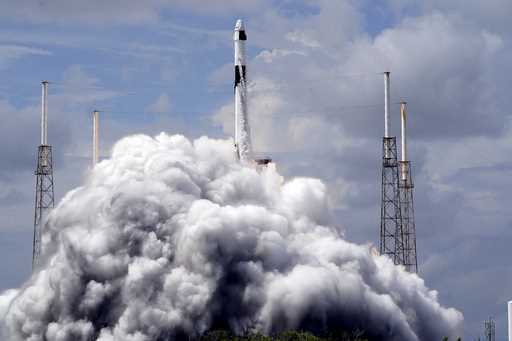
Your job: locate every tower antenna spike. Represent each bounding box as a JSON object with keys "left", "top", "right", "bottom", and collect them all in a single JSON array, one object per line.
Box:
[
  {"left": 41, "top": 80, "right": 48, "bottom": 145},
  {"left": 508, "top": 301, "right": 512, "bottom": 341},
  {"left": 92, "top": 110, "right": 100, "bottom": 166},
  {"left": 384, "top": 72, "right": 391, "bottom": 139},
  {"left": 400, "top": 101, "right": 408, "bottom": 179}
]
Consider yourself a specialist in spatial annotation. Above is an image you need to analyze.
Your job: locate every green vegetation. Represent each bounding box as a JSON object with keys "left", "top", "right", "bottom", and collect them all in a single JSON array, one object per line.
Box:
[
  {"left": 199, "top": 330, "right": 369, "bottom": 341},
  {"left": 199, "top": 330, "right": 463, "bottom": 341}
]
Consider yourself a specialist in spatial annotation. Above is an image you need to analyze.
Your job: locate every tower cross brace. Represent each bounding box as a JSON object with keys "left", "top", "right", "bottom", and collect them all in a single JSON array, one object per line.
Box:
[
  {"left": 33, "top": 144, "right": 54, "bottom": 268},
  {"left": 398, "top": 160, "right": 418, "bottom": 273},
  {"left": 380, "top": 137, "right": 405, "bottom": 265}
]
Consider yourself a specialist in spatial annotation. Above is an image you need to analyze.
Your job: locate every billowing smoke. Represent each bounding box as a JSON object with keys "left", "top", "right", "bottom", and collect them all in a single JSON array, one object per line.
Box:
[{"left": 0, "top": 134, "right": 462, "bottom": 340}]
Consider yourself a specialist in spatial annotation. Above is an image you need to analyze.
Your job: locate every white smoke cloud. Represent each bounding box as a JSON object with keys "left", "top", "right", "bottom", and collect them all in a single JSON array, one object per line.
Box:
[
  {"left": 0, "top": 289, "right": 18, "bottom": 320},
  {"left": 0, "top": 133, "right": 462, "bottom": 340}
]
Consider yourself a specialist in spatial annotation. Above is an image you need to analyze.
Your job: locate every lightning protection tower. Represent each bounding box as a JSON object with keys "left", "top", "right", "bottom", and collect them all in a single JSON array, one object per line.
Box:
[
  {"left": 380, "top": 72, "right": 405, "bottom": 266},
  {"left": 33, "top": 80, "right": 55, "bottom": 269},
  {"left": 484, "top": 317, "right": 496, "bottom": 341},
  {"left": 398, "top": 101, "right": 418, "bottom": 273}
]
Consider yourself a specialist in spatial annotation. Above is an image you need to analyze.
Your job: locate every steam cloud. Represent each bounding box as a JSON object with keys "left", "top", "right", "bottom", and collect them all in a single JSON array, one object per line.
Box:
[{"left": 0, "top": 134, "right": 462, "bottom": 340}]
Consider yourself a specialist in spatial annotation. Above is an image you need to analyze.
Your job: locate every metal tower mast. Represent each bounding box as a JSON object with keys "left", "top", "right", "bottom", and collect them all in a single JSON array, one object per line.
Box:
[
  {"left": 33, "top": 80, "right": 54, "bottom": 268},
  {"left": 484, "top": 317, "right": 496, "bottom": 341},
  {"left": 398, "top": 101, "right": 418, "bottom": 273},
  {"left": 380, "top": 72, "right": 405, "bottom": 265}
]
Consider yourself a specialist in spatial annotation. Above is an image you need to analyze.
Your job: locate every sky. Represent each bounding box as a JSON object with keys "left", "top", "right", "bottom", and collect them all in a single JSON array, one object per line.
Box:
[{"left": 0, "top": 0, "right": 511, "bottom": 339}]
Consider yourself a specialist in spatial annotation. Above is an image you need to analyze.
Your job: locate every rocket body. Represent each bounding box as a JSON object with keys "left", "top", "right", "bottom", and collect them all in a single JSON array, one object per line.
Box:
[{"left": 234, "top": 19, "right": 252, "bottom": 162}]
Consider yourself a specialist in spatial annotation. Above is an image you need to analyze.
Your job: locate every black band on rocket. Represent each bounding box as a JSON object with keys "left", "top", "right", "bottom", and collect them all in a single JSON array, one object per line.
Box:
[
  {"left": 234, "top": 65, "right": 246, "bottom": 87},
  {"left": 234, "top": 30, "right": 247, "bottom": 41}
]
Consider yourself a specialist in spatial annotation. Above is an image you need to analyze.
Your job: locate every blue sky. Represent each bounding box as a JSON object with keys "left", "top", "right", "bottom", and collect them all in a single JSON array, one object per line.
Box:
[{"left": 1, "top": 0, "right": 512, "bottom": 340}]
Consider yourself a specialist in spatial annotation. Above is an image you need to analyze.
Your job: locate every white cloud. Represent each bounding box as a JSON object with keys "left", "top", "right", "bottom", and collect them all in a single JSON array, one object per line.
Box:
[
  {"left": 0, "top": 44, "right": 51, "bottom": 68},
  {"left": 0, "top": 0, "right": 272, "bottom": 25},
  {"left": 256, "top": 49, "right": 307, "bottom": 63},
  {"left": 285, "top": 31, "right": 321, "bottom": 48},
  {"left": 146, "top": 93, "right": 172, "bottom": 114}
]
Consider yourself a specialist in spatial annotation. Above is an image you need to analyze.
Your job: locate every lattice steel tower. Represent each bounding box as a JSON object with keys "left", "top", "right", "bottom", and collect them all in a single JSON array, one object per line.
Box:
[
  {"left": 33, "top": 81, "right": 54, "bottom": 268},
  {"left": 398, "top": 101, "right": 418, "bottom": 273},
  {"left": 484, "top": 317, "right": 496, "bottom": 341},
  {"left": 380, "top": 72, "right": 405, "bottom": 265}
]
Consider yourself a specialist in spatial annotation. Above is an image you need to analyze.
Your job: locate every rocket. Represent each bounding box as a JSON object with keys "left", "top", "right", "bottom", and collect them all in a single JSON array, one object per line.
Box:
[{"left": 234, "top": 19, "right": 252, "bottom": 162}]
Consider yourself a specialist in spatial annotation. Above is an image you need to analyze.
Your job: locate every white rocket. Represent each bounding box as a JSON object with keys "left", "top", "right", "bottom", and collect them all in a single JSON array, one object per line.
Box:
[{"left": 234, "top": 19, "right": 252, "bottom": 162}]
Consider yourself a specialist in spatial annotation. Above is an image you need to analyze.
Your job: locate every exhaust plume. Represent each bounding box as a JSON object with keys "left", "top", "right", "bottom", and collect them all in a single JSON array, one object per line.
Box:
[{"left": 0, "top": 134, "right": 462, "bottom": 340}]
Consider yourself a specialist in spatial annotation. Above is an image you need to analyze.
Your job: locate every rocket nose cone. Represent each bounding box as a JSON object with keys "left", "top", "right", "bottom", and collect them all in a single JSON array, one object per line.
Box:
[{"left": 235, "top": 19, "right": 245, "bottom": 31}]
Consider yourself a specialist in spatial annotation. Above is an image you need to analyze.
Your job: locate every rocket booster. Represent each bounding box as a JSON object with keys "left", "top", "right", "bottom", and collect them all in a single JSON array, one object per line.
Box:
[{"left": 234, "top": 19, "right": 252, "bottom": 162}]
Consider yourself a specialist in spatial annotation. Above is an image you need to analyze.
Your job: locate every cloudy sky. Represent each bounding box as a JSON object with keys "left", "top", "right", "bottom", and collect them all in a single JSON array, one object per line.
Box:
[{"left": 0, "top": 0, "right": 511, "bottom": 339}]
